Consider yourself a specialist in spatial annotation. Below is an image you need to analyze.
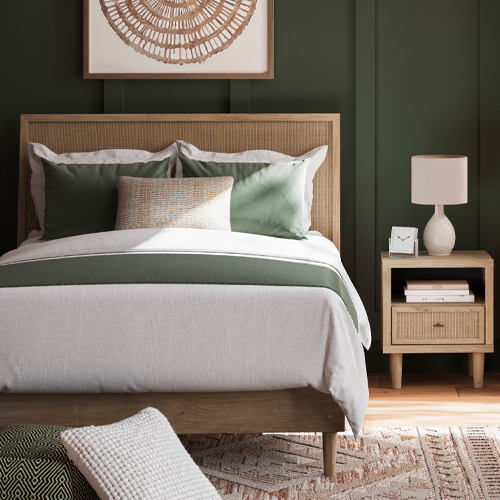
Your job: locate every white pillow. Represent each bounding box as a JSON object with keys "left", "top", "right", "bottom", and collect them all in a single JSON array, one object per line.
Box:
[
  {"left": 28, "top": 142, "right": 177, "bottom": 232},
  {"left": 60, "top": 407, "right": 221, "bottom": 500},
  {"left": 175, "top": 140, "right": 328, "bottom": 232}
]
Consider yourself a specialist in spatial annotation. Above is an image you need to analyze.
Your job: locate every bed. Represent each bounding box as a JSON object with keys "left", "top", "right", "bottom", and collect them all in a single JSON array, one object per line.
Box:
[{"left": 0, "top": 113, "right": 369, "bottom": 477}]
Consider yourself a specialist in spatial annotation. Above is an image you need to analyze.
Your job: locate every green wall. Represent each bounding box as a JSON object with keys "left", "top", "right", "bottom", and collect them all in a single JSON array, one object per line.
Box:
[{"left": 0, "top": 1, "right": 499, "bottom": 372}]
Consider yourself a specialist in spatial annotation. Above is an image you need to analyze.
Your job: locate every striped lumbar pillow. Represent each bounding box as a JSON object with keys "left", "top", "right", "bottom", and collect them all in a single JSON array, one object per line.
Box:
[{"left": 115, "top": 176, "right": 234, "bottom": 231}]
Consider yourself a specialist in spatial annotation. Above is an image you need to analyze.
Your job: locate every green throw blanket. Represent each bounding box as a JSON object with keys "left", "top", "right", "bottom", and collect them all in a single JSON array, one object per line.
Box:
[{"left": 0, "top": 253, "right": 357, "bottom": 329}]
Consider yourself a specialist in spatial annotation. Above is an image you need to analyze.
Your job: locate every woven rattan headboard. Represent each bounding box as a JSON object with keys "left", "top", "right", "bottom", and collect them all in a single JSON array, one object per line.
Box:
[{"left": 18, "top": 114, "right": 340, "bottom": 248}]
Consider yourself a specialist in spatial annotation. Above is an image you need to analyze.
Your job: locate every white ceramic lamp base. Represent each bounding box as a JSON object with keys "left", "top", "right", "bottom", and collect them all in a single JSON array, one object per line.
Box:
[{"left": 423, "top": 205, "right": 456, "bottom": 256}]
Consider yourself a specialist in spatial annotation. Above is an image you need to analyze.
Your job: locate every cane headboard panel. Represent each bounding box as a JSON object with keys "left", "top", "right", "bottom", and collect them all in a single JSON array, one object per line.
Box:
[{"left": 18, "top": 114, "right": 340, "bottom": 248}]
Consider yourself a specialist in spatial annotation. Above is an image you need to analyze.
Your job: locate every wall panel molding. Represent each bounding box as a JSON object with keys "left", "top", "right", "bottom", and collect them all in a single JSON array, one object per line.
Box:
[
  {"left": 480, "top": 0, "right": 500, "bottom": 338},
  {"left": 230, "top": 80, "right": 251, "bottom": 113},
  {"left": 103, "top": 80, "right": 125, "bottom": 113},
  {"left": 355, "top": 0, "right": 377, "bottom": 330}
]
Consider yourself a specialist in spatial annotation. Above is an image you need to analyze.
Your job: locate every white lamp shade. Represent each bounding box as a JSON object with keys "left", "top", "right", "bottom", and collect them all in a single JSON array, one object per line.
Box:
[{"left": 411, "top": 155, "right": 467, "bottom": 205}]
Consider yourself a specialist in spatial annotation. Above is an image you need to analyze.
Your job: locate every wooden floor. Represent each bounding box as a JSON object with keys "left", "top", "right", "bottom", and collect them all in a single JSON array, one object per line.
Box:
[{"left": 364, "top": 372, "right": 500, "bottom": 428}]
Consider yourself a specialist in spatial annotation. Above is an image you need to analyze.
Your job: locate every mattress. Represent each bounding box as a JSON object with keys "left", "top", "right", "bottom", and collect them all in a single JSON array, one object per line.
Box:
[{"left": 0, "top": 228, "right": 370, "bottom": 435}]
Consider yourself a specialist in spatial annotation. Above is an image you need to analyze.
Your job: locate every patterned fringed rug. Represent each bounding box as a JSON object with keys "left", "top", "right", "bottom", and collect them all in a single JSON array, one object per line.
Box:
[{"left": 180, "top": 427, "right": 500, "bottom": 500}]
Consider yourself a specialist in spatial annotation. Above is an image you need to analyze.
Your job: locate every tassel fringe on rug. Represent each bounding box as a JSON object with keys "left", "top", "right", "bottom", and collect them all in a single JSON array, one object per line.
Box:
[{"left": 181, "top": 427, "right": 500, "bottom": 500}]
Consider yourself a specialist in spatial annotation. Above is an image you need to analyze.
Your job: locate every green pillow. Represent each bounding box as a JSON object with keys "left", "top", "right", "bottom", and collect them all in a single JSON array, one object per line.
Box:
[
  {"left": 0, "top": 424, "right": 99, "bottom": 499},
  {"left": 179, "top": 157, "right": 309, "bottom": 239},
  {"left": 41, "top": 158, "right": 171, "bottom": 240}
]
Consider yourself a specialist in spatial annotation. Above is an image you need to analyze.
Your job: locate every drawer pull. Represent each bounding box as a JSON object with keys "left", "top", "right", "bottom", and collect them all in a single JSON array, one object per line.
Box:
[{"left": 433, "top": 323, "right": 445, "bottom": 328}]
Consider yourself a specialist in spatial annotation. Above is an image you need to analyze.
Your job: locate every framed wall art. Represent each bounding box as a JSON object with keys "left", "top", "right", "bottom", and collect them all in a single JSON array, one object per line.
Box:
[{"left": 84, "top": 0, "right": 274, "bottom": 79}]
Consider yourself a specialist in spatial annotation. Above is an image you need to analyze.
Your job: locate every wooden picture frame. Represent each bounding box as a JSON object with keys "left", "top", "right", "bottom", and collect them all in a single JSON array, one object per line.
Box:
[{"left": 83, "top": 0, "right": 274, "bottom": 80}]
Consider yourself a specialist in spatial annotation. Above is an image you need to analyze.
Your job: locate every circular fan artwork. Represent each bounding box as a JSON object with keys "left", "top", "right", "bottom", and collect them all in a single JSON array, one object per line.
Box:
[{"left": 99, "top": 0, "right": 258, "bottom": 65}]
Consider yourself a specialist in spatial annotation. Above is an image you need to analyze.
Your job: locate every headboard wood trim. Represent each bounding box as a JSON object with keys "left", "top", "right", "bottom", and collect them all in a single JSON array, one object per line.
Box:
[{"left": 18, "top": 114, "right": 340, "bottom": 248}]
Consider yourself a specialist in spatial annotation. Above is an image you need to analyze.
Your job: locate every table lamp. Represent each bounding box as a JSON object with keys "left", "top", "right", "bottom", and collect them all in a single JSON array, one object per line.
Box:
[{"left": 411, "top": 155, "right": 467, "bottom": 256}]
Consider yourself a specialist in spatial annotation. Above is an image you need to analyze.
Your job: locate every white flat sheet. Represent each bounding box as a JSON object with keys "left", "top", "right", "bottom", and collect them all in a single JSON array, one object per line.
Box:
[{"left": 0, "top": 229, "right": 370, "bottom": 435}]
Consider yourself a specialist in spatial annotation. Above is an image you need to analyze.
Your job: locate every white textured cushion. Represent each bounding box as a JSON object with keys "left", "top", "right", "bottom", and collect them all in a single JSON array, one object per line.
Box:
[
  {"left": 28, "top": 142, "right": 177, "bottom": 231},
  {"left": 60, "top": 407, "right": 221, "bottom": 500},
  {"left": 115, "top": 176, "right": 234, "bottom": 231},
  {"left": 175, "top": 140, "right": 328, "bottom": 231}
]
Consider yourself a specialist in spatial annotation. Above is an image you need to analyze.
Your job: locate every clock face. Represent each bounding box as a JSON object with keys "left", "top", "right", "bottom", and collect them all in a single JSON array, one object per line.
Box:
[{"left": 391, "top": 226, "right": 417, "bottom": 254}]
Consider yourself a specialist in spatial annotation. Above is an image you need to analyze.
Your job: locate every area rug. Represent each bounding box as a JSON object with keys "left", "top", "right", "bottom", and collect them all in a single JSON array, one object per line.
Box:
[{"left": 180, "top": 427, "right": 500, "bottom": 499}]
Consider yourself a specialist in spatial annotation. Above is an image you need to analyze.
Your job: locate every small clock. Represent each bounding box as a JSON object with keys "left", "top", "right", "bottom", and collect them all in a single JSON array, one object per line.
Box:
[{"left": 389, "top": 226, "right": 418, "bottom": 258}]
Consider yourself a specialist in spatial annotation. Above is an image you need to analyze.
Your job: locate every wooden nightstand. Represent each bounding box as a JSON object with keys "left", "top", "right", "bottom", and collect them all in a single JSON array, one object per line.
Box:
[{"left": 381, "top": 251, "right": 494, "bottom": 389}]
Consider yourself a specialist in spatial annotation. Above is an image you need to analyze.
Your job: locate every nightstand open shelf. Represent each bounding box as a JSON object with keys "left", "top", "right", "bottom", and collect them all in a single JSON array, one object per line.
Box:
[{"left": 381, "top": 251, "right": 494, "bottom": 389}]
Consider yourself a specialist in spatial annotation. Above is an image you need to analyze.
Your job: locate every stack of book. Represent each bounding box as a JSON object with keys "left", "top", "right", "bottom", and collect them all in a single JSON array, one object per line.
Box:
[{"left": 404, "top": 280, "right": 474, "bottom": 303}]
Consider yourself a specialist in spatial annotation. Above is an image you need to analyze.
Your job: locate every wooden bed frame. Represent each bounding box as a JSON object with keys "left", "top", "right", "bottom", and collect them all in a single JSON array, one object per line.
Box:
[{"left": 3, "top": 113, "right": 344, "bottom": 476}]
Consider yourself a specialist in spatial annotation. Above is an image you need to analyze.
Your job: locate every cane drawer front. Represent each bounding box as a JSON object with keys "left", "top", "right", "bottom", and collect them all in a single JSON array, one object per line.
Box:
[{"left": 392, "top": 306, "right": 485, "bottom": 344}]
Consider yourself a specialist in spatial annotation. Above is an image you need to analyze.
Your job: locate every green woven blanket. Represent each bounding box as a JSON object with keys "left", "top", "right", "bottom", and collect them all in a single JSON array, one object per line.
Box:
[{"left": 0, "top": 253, "right": 357, "bottom": 329}]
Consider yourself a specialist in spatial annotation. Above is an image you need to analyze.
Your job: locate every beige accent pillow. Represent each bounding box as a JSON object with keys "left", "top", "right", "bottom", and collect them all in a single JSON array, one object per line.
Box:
[{"left": 115, "top": 176, "right": 234, "bottom": 231}]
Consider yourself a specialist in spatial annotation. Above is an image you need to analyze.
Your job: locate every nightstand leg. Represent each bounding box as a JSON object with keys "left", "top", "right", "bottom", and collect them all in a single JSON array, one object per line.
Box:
[
  {"left": 472, "top": 353, "right": 484, "bottom": 389},
  {"left": 468, "top": 353, "right": 473, "bottom": 377},
  {"left": 390, "top": 354, "right": 403, "bottom": 389}
]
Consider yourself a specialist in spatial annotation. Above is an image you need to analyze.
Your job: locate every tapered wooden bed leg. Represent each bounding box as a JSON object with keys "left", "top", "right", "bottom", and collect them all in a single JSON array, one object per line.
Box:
[{"left": 322, "top": 432, "right": 337, "bottom": 477}]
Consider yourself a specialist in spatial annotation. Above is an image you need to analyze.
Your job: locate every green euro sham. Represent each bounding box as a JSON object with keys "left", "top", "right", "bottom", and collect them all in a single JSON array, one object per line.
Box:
[
  {"left": 179, "top": 157, "right": 309, "bottom": 239},
  {"left": 41, "top": 158, "right": 171, "bottom": 240}
]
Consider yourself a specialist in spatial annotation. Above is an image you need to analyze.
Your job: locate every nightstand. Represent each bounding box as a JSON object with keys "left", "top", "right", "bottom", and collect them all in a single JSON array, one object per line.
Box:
[{"left": 381, "top": 251, "right": 494, "bottom": 389}]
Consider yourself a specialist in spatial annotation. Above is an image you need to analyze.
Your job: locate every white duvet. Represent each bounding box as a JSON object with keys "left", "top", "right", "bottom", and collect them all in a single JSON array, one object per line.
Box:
[{"left": 0, "top": 229, "right": 370, "bottom": 435}]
